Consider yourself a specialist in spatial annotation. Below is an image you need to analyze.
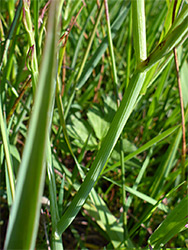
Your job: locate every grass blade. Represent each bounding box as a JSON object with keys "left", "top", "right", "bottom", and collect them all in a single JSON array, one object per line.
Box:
[
  {"left": 148, "top": 195, "right": 188, "bottom": 249},
  {"left": 4, "top": 1, "right": 59, "bottom": 248}
]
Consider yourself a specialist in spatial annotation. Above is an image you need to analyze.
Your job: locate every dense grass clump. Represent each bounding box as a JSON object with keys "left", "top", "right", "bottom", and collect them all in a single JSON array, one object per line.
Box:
[{"left": 0, "top": 0, "right": 188, "bottom": 249}]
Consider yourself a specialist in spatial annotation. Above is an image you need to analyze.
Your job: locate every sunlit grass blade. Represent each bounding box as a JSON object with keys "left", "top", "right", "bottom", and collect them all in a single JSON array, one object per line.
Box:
[
  {"left": 148, "top": 195, "right": 188, "bottom": 249},
  {"left": 132, "top": 0, "right": 147, "bottom": 65},
  {"left": 129, "top": 182, "right": 185, "bottom": 238},
  {"left": 56, "top": 71, "right": 146, "bottom": 235},
  {"left": 138, "top": 14, "right": 188, "bottom": 71},
  {"left": 4, "top": 1, "right": 59, "bottom": 249}
]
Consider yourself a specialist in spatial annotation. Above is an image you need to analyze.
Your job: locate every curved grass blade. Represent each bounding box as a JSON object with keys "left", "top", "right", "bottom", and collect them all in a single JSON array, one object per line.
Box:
[{"left": 4, "top": 1, "right": 59, "bottom": 248}]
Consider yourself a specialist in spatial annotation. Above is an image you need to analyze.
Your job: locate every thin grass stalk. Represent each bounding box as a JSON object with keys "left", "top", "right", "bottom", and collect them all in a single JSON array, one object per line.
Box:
[
  {"left": 120, "top": 138, "right": 128, "bottom": 245},
  {"left": 64, "top": 2, "right": 104, "bottom": 118},
  {"left": 0, "top": 99, "right": 15, "bottom": 201},
  {"left": 125, "top": 7, "right": 132, "bottom": 89},
  {"left": 56, "top": 76, "right": 85, "bottom": 178},
  {"left": 0, "top": 0, "right": 22, "bottom": 72},
  {"left": 33, "top": 0, "right": 39, "bottom": 55},
  {"left": 104, "top": 0, "right": 128, "bottom": 244},
  {"left": 104, "top": 0, "right": 119, "bottom": 100},
  {"left": 102, "top": 125, "right": 179, "bottom": 174},
  {"left": 47, "top": 139, "right": 63, "bottom": 249},
  {"left": 45, "top": 1, "right": 64, "bottom": 248},
  {"left": 23, "top": 0, "right": 39, "bottom": 91},
  {"left": 172, "top": 0, "right": 186, "bottom": 180},
  {"left": 125, "top": 147, "right": 153, "bottom": 211},
  {"left": 71, "top": 3, "right": 96, "bottom": 69},
  {"left": 76, "top": 2, "right": 130, "bottom": 90}
]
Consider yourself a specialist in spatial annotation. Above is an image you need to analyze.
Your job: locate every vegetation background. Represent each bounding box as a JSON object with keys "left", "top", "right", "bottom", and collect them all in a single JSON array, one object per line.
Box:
[{"left": 0, "top": 0, "right": 188, "bottom": 249}]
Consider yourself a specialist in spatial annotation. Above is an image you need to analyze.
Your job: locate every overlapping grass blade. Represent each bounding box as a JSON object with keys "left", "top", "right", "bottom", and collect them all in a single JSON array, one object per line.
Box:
[
  {"left": 4, "top": 1, "right": 59, "bottom": 248},
  {"left": 56, "top": 2, "right": 188, "bottom": 236}
]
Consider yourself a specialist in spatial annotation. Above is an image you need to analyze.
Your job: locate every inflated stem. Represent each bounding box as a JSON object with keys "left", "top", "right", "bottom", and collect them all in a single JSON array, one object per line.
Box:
[
  {"left": 132, "top": 0, "right": 147, "bottom": 64},
  {"left": 4, "top": 1, "right": 59, "bottom": 249}
]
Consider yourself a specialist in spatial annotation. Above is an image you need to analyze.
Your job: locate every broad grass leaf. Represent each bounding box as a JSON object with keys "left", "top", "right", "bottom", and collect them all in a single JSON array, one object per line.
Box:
[
  {"left": 67, "top": 114, "right": 97, "bottom": 149},
  {"left": 87, "top": 105, "right": 110, "bottom": 141}
]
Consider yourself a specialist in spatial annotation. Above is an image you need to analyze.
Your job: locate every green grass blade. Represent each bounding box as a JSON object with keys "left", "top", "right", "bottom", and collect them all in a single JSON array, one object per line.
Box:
[
  {"left": 86, "top": 188, "right": 125, "bottom": 249},
  {"left": 150, "top": 108, "right": 188, "bottom": 198},
  {"left": 56, "top": 71, "right": 146, "bottom": 235},
  {"left": 138, "top": 14, "right": 188, "bottom": 72},
  {"left": 103, "top": 125, "right": 179, "bottom": 174},
  {"left": 47, "top": 140, "right": 63, "bottom": 250},
  {"left": 4, "top": 1, "right": 59, "bottom": 248},
  {"left": 132, "top": 0, "right": 147, "bottom": 65},
  {"left": 129, "top": 182, "right": 185, "bottom": 238},
  {"left": 64, "top": 2, "right": 104, "bottom": 118},
  {"left": 71, "top": 3, "right": 96, "bottom": 69},
  {"left": 22, "top": 0, "right": 39, "bottom": 91},
  {"left": 76, "top": 2, "right": 130, "bottom": 90},
  {"left": 0, "top": 0, "right": 22, "bottom": 72},
  {"left": 0, "top": 100, "right": 15, "bottom": 201},
  {"left": 102, "top": 176, "right": 168, "bottom": 213},
  {"left": 148, "top": 195, "right": 188, "bottom": 249}
]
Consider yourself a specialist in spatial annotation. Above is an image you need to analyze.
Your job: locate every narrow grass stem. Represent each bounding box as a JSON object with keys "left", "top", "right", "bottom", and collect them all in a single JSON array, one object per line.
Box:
[
  {"left": 64, "top": 3, "right": 104, "bottom": 118},
  {"left": 0, "top": 0, "right": 22, "bottom": 72},
  {"left": 104, "top": 0, "right": 128, "bottom": 244},
  {"left": 0, "top": 99, "right": 15, "bottom": 200},
  {"left": 172, "top": 0, "right": 186, "bottom": 180},
  {"left": 125, "top": 8, "right": 132, "bottom": 89},
  {"left": 104, "top": 0, "right": 118, "bottom": 99},
  {"left": 23, "top": 0, "right": 39, "bottom": 92}
]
